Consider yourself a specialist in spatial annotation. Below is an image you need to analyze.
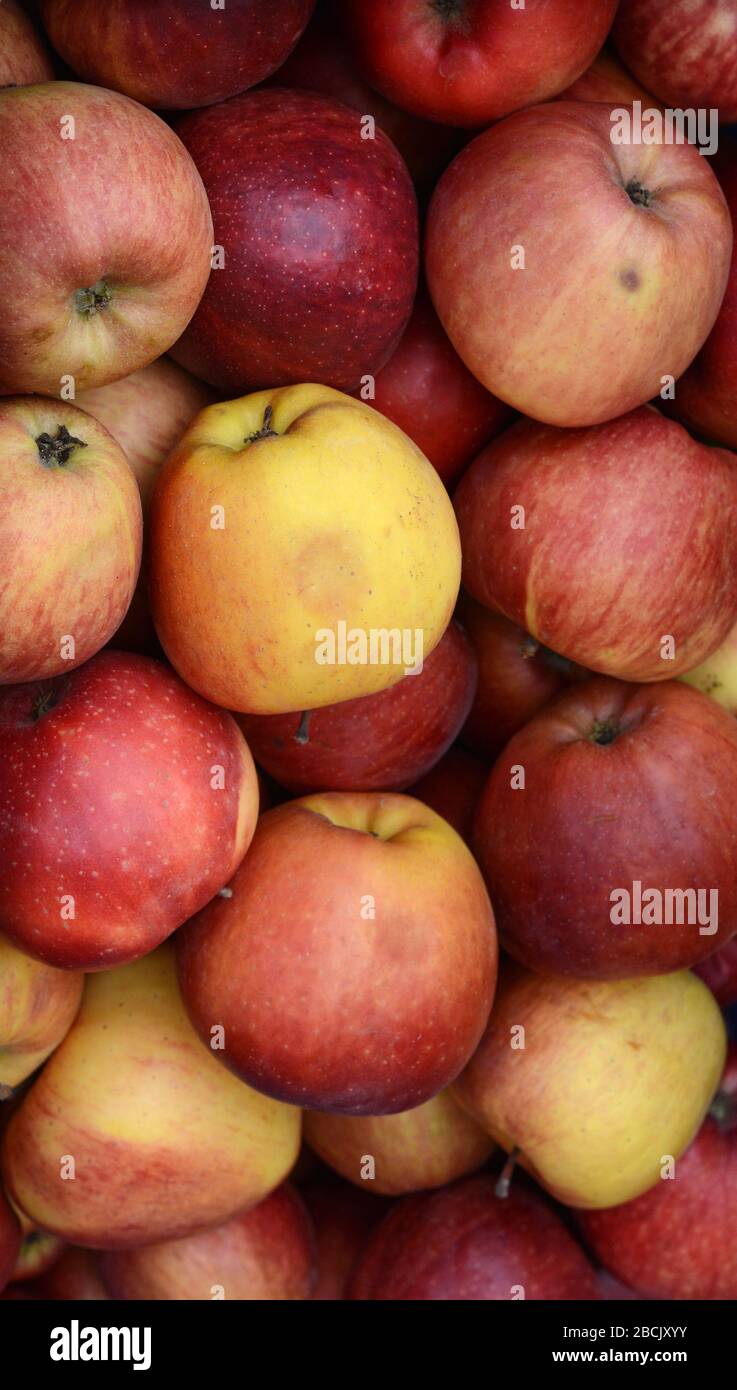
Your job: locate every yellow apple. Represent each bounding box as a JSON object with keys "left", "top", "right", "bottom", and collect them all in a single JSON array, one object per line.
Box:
[
  {"left": 0, "top": 933, "right": 83, "bottom": 1094},
  {"left": 680, "top": 618, "right": 737, "bottom": 712}
]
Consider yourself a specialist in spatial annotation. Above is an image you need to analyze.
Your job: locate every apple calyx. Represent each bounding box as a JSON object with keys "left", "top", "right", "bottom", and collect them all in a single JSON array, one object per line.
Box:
[
  {"left": 245, "top": 404, "right": 280, "bottom": 444},
  {"left": 589, "top": 719, "right": 618, "bottom": 746},
  {"left": 494, "top": 1145, "right": 521, "bottom": 1199},
  {"left": 294, "top": 709, "right": 312, "bottom": 745},
  {"left": 708, "top": 1087, "right": 737, "bottom": 1133},
  {"left": 626, "top": 180, "right": 654, "bottom": 210},
  {"left": 35, "top": 424, "right": 87, "bottom": 468},
  {"left": 74, "top": 280, "right": 113, "bottom": 316},
  {"left": 430, "top": 0, "right": 467, "bottom": 24}
]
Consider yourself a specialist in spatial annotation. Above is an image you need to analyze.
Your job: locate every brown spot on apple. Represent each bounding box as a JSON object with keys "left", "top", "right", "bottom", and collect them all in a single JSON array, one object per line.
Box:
[{"left": 619, "top": 267, "right": 641, "bottom": 291}]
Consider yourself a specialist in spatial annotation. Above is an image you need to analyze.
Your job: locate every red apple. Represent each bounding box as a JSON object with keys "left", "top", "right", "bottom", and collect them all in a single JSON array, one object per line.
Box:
[
  {"left": 177, "top": 792, "right": 497, "bottom": 1115},
  {"left": 694, "top": 938, "right": 737, "bottom": 1009},
  {"left": 35, "top": 1246, "right": 109, "bottom": 1300},
  {"left": 614, "top": 0, "right": 737, "bottom": 121},
  {"left": 0, "top": 82, "right": 213, "bottom": 396},
  {"left": 99, "top": 1184, "right": 316, "bottom": 1301},
  {"left": 426, "top": 102, "right": 732, "bottom": 427},
  {"left": 237, "top": 621, "right": 477, "bottom": 794},
  {"left": 170, "top": 89, "right": 418, "bottom": 394},
  {"left": 454, "top": 409, "right": 737, "bottom": 682},
  {"left": 407, "top": 745, "right": 487, "bottom": 845},
  {"left": 0, "top": 0, "right": 54, "bottom": 87},
  {"left": 41, "top": 0, "right": 316, "bottom": 110},
  {"left": 0, "top": 650, "right": 258, "bottom": 971},
  {"left": 579, "top": 1045, "right": 737, "bottom": 1299},
  {"left": 0, "top": 396, "right": 142, "bottom": 685},
  {"left": 302, "top": 1177, "right": 390, "bottom": 1301},
  {"left": 473, "top": 677, "right": 737, "bottom": 979},
  {"left": 369, "top": 289, "right": 511, "bottom": 488},
  {"left": 0, "top": 1192, "right": 21, "bottom": 1294},
  {"left": 556, "top": 46, "right": 656, "bottom": 104},
  {"left": 349, "top": 1175, "right": 599, "bottom": 1300},
  {"left": 341, "top": 0, "right": 618, "bottom": 127}
]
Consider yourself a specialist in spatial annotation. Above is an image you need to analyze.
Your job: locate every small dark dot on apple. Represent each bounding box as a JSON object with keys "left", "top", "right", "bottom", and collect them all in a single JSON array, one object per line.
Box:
[{"left": 619, "top": 268, "right": 640, "bottom": 291}]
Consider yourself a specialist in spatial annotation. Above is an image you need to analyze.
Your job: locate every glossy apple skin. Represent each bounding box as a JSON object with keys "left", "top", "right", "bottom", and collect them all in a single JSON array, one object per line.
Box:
[
  {"left": 406, "top": 745, "right": 487, "bottom": 846},
  {"left": 171, "top": 89, "right": 417, "bottom": 394},
  {"left": 41, "top": 0, "right": 315, "bottom": 110},
  {"left": 349, "top": 1175, "right": 599, "bottom": 1300},
  {"left": 369, "top": 290, "right": 511, "bottom": 488},
  {"left": 680, "top": 609, "right": 737, "bottom": 714},
  {"left": 0, "top": 83, "right": 213, "bottom": 396},
  {"left": 0, "top": 396, "right": 142, "bottom": 685},
  {"left": 177, "top": 792, "right": 497, "bottom": 1115},
  {"left": 237, "top": 622, "right": 476, "bottom": 794},
  {"left": 455, "top": 409, "right": 737, "bottom": 682},
  {"left": 474, "top": 678, "right": 737, "bottom": 979},
  {"left": 99, "top": 1185, "right": 316, "bottom": 1300},
  {"left": 304, "top": 1178, "right": 390, "bottom": 1302},
  {"left": 342, "top": 0, "right": 618, "bottom": 127},
  {"left": 0, "top": 1192, "right": 22, "bottom": 1295},
  {"left": 694, "top": 938, "right": 737, "bottom": 1008},
  {"left": 427, "top": 103, "right": 732, "bottom": 428},
  {"left": 0, "top": 933, "right": 83, "bottom": 1091},
  {"left": 0, "top": 0, "right": 54, "bottom": 86},
  {"left": 0, "top": 650, "right": 258, "bottom": 971},
  {"left": 579, "top": 1045, "right": 737, "bottom": 1299},
  {"left": 614, "top": 0, "right": 737, "bottom": 121},
  {"left": 34, "top": 1247, "right": 109, "bottom": 1301}
]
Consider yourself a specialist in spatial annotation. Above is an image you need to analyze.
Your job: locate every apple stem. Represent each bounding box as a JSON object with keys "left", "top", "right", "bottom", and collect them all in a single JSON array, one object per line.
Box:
[
  {"left": 494, "top": 1145, "right": 521, "bottom": 1199},
  {"left": 35, "top": 425, "right": 87, "bottom": 468},
  {"left": 245, "top": 404, "right": 279, "bottom": 444},
  {"left": 294, "top": 710, "right": 312, "bottom": 745}
]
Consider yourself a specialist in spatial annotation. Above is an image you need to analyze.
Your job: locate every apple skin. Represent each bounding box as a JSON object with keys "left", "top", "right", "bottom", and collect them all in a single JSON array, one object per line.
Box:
[
  {"left": 0, "top": 650, "right": 258, "bottom": 971},
  {"left": 426, "top": 103, "right": 732, "bottom": 428},
  {"left": 341, "top": 0, "right": 618, "bottom": 128},
  {"left": 406, "top": 745, "right": 487, "bottom": 846},
  {"left": 236, "top": 622, "right": 477, "bottom": 794},
  {"left": 304, "top": 1088, "right": 494, "bottom": 1196},
  {"left": 41, "top": 0, "right": 316, "bottom": 110},
  {"left": 9, "top": 1226, "right": 64, "bottom": 1283},
  {"left": 149, "top": 384, "right": 461, "bottom": 715},
  {"left": 302, "top": 1177, "right": 391, "bottom": 1301},
  {"left": 0, "top": 0, "right": 54, "bottom": 86},
  {"left": 170, "top": 89, "right": 417, "bottom": 394},
  {"left": 557, "top": 46, "right": 656, "bottom": 104},
  {"left": 369, "top": 289, "right": 512, "bottom": 489},
  {"left": 349, "top": 1175, "right": 599, "bottom": 1301},
  {"left": 0, "top": 933, "right": 83, "bottom": 1092},
  {"left": 473, "top": 677, "right": 737, "bottom": 979},
  {"left": 99, "top": 1184, "right": 316, "bottom": 1301},
  {"left": 0, "top": 1192, "right": 22, "bottom": 1295},
  {"left": 0, "top": 396, "right": 142, "bottom": 685},
  {"left": 454, "top": 409, "right": 737, "bottom": 683},
  {"left": 694, "top": 939, "right": 737, "bottom": 1009},
  {"left": 680, "top": 612, "right": 737, "bottom": 714},
  {"left": 0, "top": 946, "right": 302, "bottom": 1248},
  {"left": 579, "top": 1045, "right": 737, "bottom": 1299},
  {"left": 34, "top": 1247, "right": 108, "bottom": 1300},
  {"left": 177, "top": 792, "right": 497, "bottom": 1116},
  {"left": 614, "top": 0, "right": 737, "bottom": 121},
  {"left": 453, "top": 963, "right": 727, "bottom": 1210}
]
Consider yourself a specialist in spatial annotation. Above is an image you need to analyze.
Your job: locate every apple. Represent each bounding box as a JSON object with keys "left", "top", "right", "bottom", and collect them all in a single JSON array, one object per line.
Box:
[
  {"left": 0, "top": 933, "right": 83, "bottom": 1094},
  {"left": 304, "top": 1087, "right": 494, "bottom": 1196},
  {"left": 557, "top": 46, "right": 656, "bottom": 105},
  {"left": 0, "top": 82, "right": 213, "bottom": 396},
  {"left": 149, "top": 384, "right": 461, "bottom": 715},
  {"left": 99, "top": 1184, "right": 316, "bottom": 1300},
  {"left": 341, "top": 0, "right": 618, "bottom": 127},
  {"left": 453, "top": 963, "right": 727, "bottom": 1209},
  {"left": 0, "top": 649, "right": 258, "bottom": 971},
  {"left": 236, "top": 621, "right": 477, "bottom": 794},
  {"left": 680, "top": 613, "right": 737, "bottom": 713},
  {"left": 369, "top": 288, "right": 512, "bottom": 489},
  {"left": 406, "top": 745, "right": 487, "bottom": 846},
  {"left": 169, "top": 89, "right": 418, "bottom": 394},
  {"left": 349, "top": 1175, "right": 599, "bottom": 1300},
  {"left": 0, "top": 396, "right": 142, "bottom": 684},
  {"left": 302, "top": 1177, "right": 390, "bottom": 1301},
  {"left": 579, "top": 1044, "right": 737, "bottom": 1299},
  {"left": 35, "top": 1247, "right": 108, "bottom": 1301},
  {"left": 177, "top": 791, "right": 497, "bottom": 1115},
  {"left": 0, "top": 0, "right": 54, "bottom": 87},
  {"left": 0, "top": 1192, "right": 21, "bottom": 1295},
  {"left": 596, "top": 1271, "right": 641, "bottom": 1301},
  {"left": 472, "top": 677, "right": 737, "bottom": 979},
  {"left": 454, "top": 409, "right": 737, "bottom": 682},
  {"left": 41, "top": 0, "right": 316, "bottom": 110},
  {"left": 0, "top": 945, "right": 302, "bottom": 1248},
  {"left": 694, "top": 939, "right": 737, "bottom": 1009},
  {"left": 426, "top": 103, "right": 732, "bottom": 428},
  {"left": 614, "top": 0, "right": 737, "bottom": 121},
  {"left": 9, "top": 1224, "right": 63, "bottom": 1283}
]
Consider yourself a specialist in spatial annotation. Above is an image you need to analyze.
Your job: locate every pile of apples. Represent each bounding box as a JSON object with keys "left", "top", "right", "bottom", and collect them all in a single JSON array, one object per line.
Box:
[{"left": 2, "top": 0, "right": 737, "bottom": 1304}]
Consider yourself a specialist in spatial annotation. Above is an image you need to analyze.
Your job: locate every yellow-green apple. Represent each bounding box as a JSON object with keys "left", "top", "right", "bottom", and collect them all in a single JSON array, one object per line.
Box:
[
  {"left": 149, "top": 384, "right": 461, "bottom": 715},
  {"left": 453, "top": 964, "right": 727, "bottom": 1209},
  {"left": 681, "top": 614, "right": 737, "bottom": 712},
  {"left": 0, "top": 946, "right": 301, "bottom": 1247},
  {"left": 0, "top": 82, "right": 212, "bottom": 396},
  {"left": 579, "top": 1044, "right": 737, "bottom": 1299},
  {"left": 614, "top": 0, "right": 737, "bottom": 121},
  {"left": 473, "top": 677, "right": 737, "bottom": 979},
  {"left": 0, "top": 0, "right": 54, "bottom": 86},
  {"left": 426, "top": 103, "right": 732, "bottom": 427},
  {"left": 0, "top": 650, "right": 258, "bottom": 971},
  {"left": 99, "top": 1184, "right": 316, "bottom": 1300},
  {"left": 169, "top": 89, "right": 418, "bottom": 393},
  {"left": 303, "top": 1177, "right": 390, "bottom": 1301},
  {"left": 341, "top": 0, "right": 618, "bottom": 127},
  {"left": 694, "top": 939, "right": 737, "bottom": 1008},
  {"left": 0, "top": 1191, "right": 21, "bottom": 1294},
  {"left": 236, "top": 622, "right": 476, "bottom": 794},
  {"left": 0, "top": 934, "right": 83, "bottom": 1093},
  {"left": 0, "top": 396, "right": 141, "bottom": 684},
  {"left": 177, "top": 792, "right": 497, "bottom": 1115},
  {"left": 41, "top": 0, "right": 315, "bottom": 109},
  {"left": 35, "top": 1247, "right": 108, "bottom": 1300},
  {"left": 304, "top": 1088, "right": 493, "bottom": 1196},
  {"left": 349, "top": 1175, "right": 599, "bottom": 1300},
  {"left": 407, "top": 745, "right": 487, "bottom": 846},
  {"left": 455, "top": 409, "right": 737, "bottom": 681}
]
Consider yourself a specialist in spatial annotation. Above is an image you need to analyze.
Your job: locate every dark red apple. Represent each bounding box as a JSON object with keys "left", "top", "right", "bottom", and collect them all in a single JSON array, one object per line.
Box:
[
  {"left": 407, "top": 745, "right": 487, "bottom": 845},
  {"left": 237, "top": 621, "right": 477, "bottom": 794},
  {"left": 0, "top": 0, "right": 54, "bottom": 87},
  {"left": 695, "top": 938, "right": 737, "bottom": 1009},
  {"left": 302, "top": 1177, "right": 390, "bottom": 1301},
  {"left": 0, "top": 1191, "right": 21, "bottom": 1294},
  {"left": 614, "top": 0, "right": 737, "bottom": 121},
  {"left": 473, "top": 677, "right": 737, "bottom": 979},
  {"left": 34, "top": 1247, "right": 109, "bottom": 1300},
  {"left": 170, "top": 89, "right": 418, "bottom": 394},
  {"left": 349, "top": 1175, "right": 599, "bottom": 1300}
]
